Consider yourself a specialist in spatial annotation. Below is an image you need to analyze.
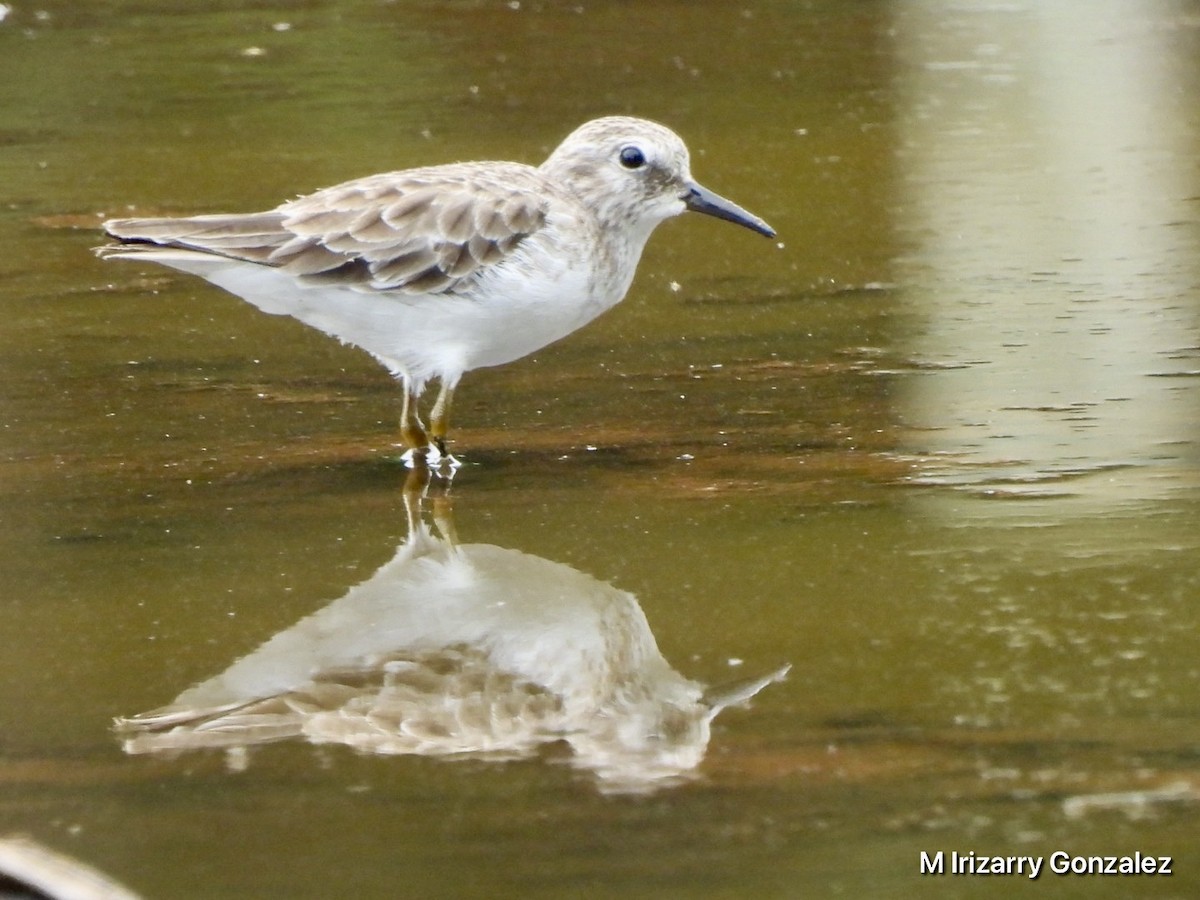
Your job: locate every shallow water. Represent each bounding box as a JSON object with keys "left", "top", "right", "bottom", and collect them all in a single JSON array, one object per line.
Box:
[{"left": 2, "top": 1, "right": 1198, "bottom": 897}]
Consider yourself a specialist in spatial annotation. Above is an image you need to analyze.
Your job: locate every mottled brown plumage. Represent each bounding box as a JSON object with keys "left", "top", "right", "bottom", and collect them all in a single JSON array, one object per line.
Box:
[{"left": 106, "top": 164, "right": 553, "bottom": 293}]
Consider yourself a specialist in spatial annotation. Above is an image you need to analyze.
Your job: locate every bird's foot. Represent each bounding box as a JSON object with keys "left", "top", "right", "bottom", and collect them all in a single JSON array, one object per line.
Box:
[
  {"left": 399, "top": 444, "right": 461, "bottom": 474},
  {"left": 426, "top": 443, "right": 462, "bottom": 476}
]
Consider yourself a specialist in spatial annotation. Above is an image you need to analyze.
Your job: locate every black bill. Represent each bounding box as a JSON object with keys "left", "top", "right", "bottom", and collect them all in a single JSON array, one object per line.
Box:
[{"left": 683, "top": 182, "right": 776, "bottom": 238}]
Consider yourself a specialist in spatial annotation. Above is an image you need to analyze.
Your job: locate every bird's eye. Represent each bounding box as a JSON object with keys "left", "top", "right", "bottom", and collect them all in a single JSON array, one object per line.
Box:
[{"left": 618, "top": 146, "right": 646, "bottom": 169}]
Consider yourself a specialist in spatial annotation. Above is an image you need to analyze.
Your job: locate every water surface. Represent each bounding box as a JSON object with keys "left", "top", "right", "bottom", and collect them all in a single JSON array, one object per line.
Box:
[{"left": 1, "top": 1, "right": 1198, "bottom": 897}]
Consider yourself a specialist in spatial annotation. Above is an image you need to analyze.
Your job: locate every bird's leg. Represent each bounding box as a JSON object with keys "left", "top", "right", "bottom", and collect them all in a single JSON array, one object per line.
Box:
[
  {"left": 427, "top": 379, "right": 462, "bottom": 472},
  {"left": 399, "top": 380, "right": 429, "bottom": 460},
  {"left": 428, "top": 379, "right": 455, "bottom": 459}
]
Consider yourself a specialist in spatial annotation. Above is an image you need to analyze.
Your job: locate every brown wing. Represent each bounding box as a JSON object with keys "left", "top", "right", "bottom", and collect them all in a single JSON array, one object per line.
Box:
[{"left": 102, "top": 162, "right": 550, "bottom": 293}]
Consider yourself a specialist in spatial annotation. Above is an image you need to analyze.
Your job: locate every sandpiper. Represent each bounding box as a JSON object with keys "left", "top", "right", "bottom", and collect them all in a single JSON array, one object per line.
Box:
[{"left": 100, "top": 116, "right": 775, "bottom": 464}]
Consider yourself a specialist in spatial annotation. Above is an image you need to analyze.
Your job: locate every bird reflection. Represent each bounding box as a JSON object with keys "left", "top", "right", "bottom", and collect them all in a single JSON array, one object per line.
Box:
[{"left": 116, "top": 464, "right": 788, "bottom": 794}]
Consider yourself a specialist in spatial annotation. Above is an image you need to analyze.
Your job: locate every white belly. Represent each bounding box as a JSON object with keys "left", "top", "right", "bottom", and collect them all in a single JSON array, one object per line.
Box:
[{"left": 140, "top": 246, "right": 621, "bottom": 390}]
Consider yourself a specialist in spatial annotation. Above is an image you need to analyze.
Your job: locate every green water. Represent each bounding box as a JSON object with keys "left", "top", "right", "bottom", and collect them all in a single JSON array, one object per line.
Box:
[{"left": 1, "top": 1, "right": 1198, "bottom": 897}]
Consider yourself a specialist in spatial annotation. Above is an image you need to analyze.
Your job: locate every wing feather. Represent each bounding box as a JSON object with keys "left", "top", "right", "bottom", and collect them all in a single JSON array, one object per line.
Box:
[
  {"left": 279, "top": 242, "right": 348, "bottom": 276},
  {"left": 101, "top": 162, "right": 554, "bottom": 293},
  {"left": 372, "top": 247, "right": 442, "bottom": 285},
  {"left": 102, "top": 211, "right": 292, "bottom": 264}
]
